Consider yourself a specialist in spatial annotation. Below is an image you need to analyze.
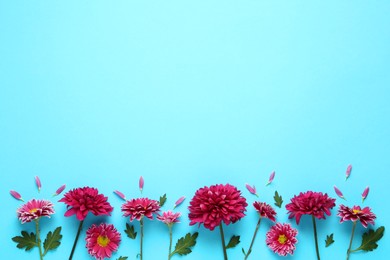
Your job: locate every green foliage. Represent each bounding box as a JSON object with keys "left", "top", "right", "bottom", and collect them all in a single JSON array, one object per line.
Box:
[
  {"left": 353, "top": 226, "right": 385, "bottom": 252},
  {"left": 117, "top": 257, "right": 128, "bottom": 260},
  {"left": 325, "top": 233, "right": 334, "bottom": 247},
  {"left": 274, "top": 191, "right": 283, "bottom": 208},
  {"left": 226, "top": 235, "right": 240, "bottom": 249},
  {"left": 125, "top": 223, "right": 137, "bottom": 239},
  {"left": 12, "top": 231, "right": 37, "bottom": 251},
  {"left": 159, "top": 194, "right": 167, "bottom": 207},
  {"left": 170, "top": 232, "right": 198, "bottom": 257},
  {"left": 43, "top": 227, "right": 62, "bottom": 254}
]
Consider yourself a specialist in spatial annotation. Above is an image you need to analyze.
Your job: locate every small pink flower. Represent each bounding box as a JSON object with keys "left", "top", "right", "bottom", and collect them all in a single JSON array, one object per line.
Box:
[
  {"left": 345, "top": 164, "right": 352, "bottom": 180},
  {"left": 334, "top": 186, "right": 346, "bottom": 200},
  {"left": 245, "top": 184, "right": 258, "bottom": 197},
  {"left": 85, "top": 223, "right": 121, "bottom": 260},
  {"left": 53, "top": 184, "right": 66, "bottom": 197},
  {"left": 361, "top": 187, "right": 370, "bottom": 203},
  {"left": 253, "top": 202, "right": 277, "bottom": 222},
  {"left": 266, "top": 171, "right": 275, "bottom": 186},
  {"left": 10, "top": 190, "right": 24, "bottom": 201},
  {"left": 122, "top": 198, "right": 160, "bottom": 221},
  {"left": 35, "top": 176, "right": 42, "bottom": 192},
  {"left": 173, "top": 196, "right": 185, "bottom": 208},
  {"left": 266, "top": 223, "right": 298, "bottom": 256},
  {"left": 113, "top": 190, "right": 127, "bottom": 201},
  {"left": 338, "top": 205, "right": 376, "bottom": 228},
  {"left": 157, "top": 211, "right": 181, "bottom": 226},
  {"left": 17, "top": 199, "right": 55, "bottom": 223},
  {"left": 139, "top": 176, "right": 144, "bottom": 193}
]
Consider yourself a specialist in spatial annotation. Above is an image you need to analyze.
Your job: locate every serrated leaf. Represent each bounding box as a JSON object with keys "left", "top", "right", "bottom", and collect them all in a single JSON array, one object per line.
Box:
[
  {"left": 353, "top": 226, "right": 385, "bottom": 252},
  {"left": 170, "top": 232, "right": 198, "bottom": 257},
  {"left": 117, "top": 257, "right": 128, "bottom": 260},
  {"left": 226, "top": 235, "right": 240, "bottom": 249},
  {"left": 159, "top": 194, "right": 167, "bottom": 207},
  {"left": 325, "top": 233, "right": 334, "bottom": 247},
  {"left": 12, "top": 231, "right": 37, "bottom": 251},
  {"left": 43, "top": 227, "right": 62, "bottom": 254},
  {"left": 274, "top": 191, "right": 283, "bottom": 208},
  {"left": 125, "top": 223, "right": 137, "bottom": 239}
]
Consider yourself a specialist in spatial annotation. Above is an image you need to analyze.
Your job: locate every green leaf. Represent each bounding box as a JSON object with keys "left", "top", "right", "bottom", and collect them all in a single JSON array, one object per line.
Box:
[
  {"left": 274, "top": 191, "right": 283, "bottom": 208},
  {"left": 117, "top": 257, "right": 128, "bottom": 260},
  {"left": 325, "top": 233, "right": 334, "bottom": 247},
  {"left": 242, "top": 247, "right": 246, "bottom": 256},
  {"left": 124, "top": 223, "right": 137, "bottom": 239},
  {"left": 170, "top": 232, "right": 198, "bottom": 257},
  {"left": 159, "top": 194, "right": 167, "bottom": 207},
  {"left": 12, "top": 231, "right": 37, "bottom": 251},
  {"left": 226, "top": 235, "right": 240, "bottom": 249},
  {"left": 353, "top": 226, "right": 385, "bottom": 252},
  {"left": 43, "top": 227, "right": 62, "bottom": 254}
]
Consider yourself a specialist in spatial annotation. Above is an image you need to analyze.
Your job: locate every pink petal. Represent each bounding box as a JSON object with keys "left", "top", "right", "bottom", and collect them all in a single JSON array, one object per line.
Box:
[
  {"left": 53, "top": 184, "right": 66, "bottom": 196},
  {"left": 139, "top": 176, "right": 144, "bottom": 192},
  {"left": 334, "top": 186, "right": 346, "bottom": 200},
  {"left": 362, "top": 186, "right": 369, "bottom": 202},
  {"left": 35, "top": 176, "right": 42, "bottom": 192},
  {"left": 245, "top": 184, "right": 258, "bottom": 196},
  {"left": 174, "top": 196, "right": 185, "bottom": 208},
  {"left": 114, "top": 190, "right": 127, "bottom": 201},
  {"left": 10, "top": 190, "right": 24, "bottom": 201},
  {"left": 266, "top": 171, "right": 275, "bottom": 185},
  {"left": 345, "top": 164, "right": 352, "bottom": 180}
]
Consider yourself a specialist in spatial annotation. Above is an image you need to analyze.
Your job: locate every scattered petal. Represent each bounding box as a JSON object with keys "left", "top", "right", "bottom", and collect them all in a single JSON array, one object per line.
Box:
[
  {"left": 334, "top": 186, "right": 346, "bottom": 200},
  {"left": 362, "top": 186, "right": 370, "bottom": 203},
  {"left": 10, "top": 190, "right": 24, "bottom": 202},
  {"left": 139, "top": 176, "right": 144, "bottom": 193},
  {"left": 53, "top": 184, "right": 66, "bottom": 197},
  {"left": 266, "top": 171, "right": 275, "bottom": 186},
  {"left": 35, "top": 176, "right": 42, "bottom": 192},
  {"left": 245, "top": 184, "right": 258, "bottom": 197},
  {"left": 174, "top": 196, "right": 185, "bottom": 209},
  {"left": 345, "top": 164, "right": 352, "bottom": 180},
  {"left": 114, "top": 190, "right": 127, "bottom": 201}
]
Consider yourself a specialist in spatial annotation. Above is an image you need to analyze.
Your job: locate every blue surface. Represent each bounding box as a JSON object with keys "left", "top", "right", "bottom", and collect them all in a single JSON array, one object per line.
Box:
[{"left": 1, "top": 1, "right": 389, "bottom": 259}]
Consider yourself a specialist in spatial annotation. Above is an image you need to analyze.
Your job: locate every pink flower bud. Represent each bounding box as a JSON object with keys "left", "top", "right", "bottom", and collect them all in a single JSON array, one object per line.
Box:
[
  {"left": 266, "top": 171, "right": 275, "bottom": 186},
  {"left": 114, "top": 190, "right": 127, "bottom": 201},
  {"left": 345, "top": 164, "right": 352, "bottom": 180},
  {"left": 10, "top": 190, "right": 24, "bottom": 201},
  {"left": 362, "top": 186, "right": 369, "bottom": 203},
  {"left": 139, "top": 176, "right": 144, "bottom": 193},
  {"left": 245, "top": 184, "right": 258, "bottom": 197},
  {"left": 334, "top": 186, "right": 346, "bottom": 200},
  {"left": 173, "top": 196, "right": 185, "bottom": 208},
  {"left": 35, "top": 176, "right": 42, "bottom": 192},
  {"left": 53, "top": 184, "right": 66, "bottom": 196}
]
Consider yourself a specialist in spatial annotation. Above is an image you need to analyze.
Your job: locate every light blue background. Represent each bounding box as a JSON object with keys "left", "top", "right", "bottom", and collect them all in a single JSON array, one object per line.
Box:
[{"left": 1, "top": 1, "right": 389, "bottom": 259}]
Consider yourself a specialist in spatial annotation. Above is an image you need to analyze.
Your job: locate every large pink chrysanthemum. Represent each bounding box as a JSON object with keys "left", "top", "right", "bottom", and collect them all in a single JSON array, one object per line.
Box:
[
  {"left": 188, "top": 184, "right": 248, "bottom": 231},
  {"left": 121, "top": 198, "right": 160, "bottom": 221},
  {"left": 157, "top": 211, "right": 181, "bottom": 225},
  {"left": 285, "top": 191, "right": 336, "bottom": 224},
  {"left": 59, "top": 187, "right": 113, "bottom": 221},
  {"left": 337, "top": 205, "right": 376, "bottom": 228},
  {"left": 17, "top": 199, "right": 55, "bottom": 223},
  {"left": 266, "top": 223, "right": 298, "bottom": 256},
  {"left": 85, "top": 223, "right": 121, "bottom": 260},
  {"left": 253, "top": 202, "right": 277, "bottom": 222}
]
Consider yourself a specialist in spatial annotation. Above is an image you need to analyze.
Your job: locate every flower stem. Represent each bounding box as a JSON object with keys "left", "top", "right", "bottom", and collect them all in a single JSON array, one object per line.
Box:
[
  {"left": 35, "top": 219, "right": 44, "bottom": 260},
  {"left": 312, "top": 215, "right": 321, "bottom": 260},
  {"left": 346, "top": 221, "right": 357, "bottom": 260},
  {"left": 69, "top": 220, "right": 84, "bottom": 260},
  {"left": 168, "top": 225, "right": 173, "bottom": 260},
  {"left": 140, "top": 218, "right": 144, "bottom": 260},
  {"left": 244, "top": 217, "right": 262, "bottom": 260},
  {"left": 219, "top": 223, "right": 228, "bottom": 260}
]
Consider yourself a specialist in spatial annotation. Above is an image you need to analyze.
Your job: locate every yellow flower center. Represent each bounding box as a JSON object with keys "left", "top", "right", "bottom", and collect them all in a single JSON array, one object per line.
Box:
[
  {"left": 29, "top": 208, "right": 38, "bottom": 213},
  {"left": 97, "top": 235, "right": 110, "bottom": 247},
  {"left": 278, "top": 234, "right": 287, "bottom": 244},
  {"left": 352, "top": 209, "right": 362, "bottom": 214}
]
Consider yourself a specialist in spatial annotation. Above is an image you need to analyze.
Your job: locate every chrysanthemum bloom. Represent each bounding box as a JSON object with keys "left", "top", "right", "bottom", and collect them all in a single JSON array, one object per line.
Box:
[
  {"left": 86, "top": 223, "right": 121, "bottom": 260},
  {"left": 157, "top": 211, "right": 181, "bottom": 226},
  {"left": 188, "top": 184, "right": 248, "bottom": 231},
  {"left": 59, "top": 187, "right": 113, "bottom": 221},
  {"left": 253, "top": 202, "right": 277, "bottom": 222},
  {"left": 121, "top": 198, "right": 160, "bottom": 221},
  {"left": 17, "top": 199, "right": 55, "bottom": 223},
  {"left": 266, "top": 223, "right": 298, "bottom": 256},
  {"left": 338, "top": 205, "right": 376, "bottom": 228}
]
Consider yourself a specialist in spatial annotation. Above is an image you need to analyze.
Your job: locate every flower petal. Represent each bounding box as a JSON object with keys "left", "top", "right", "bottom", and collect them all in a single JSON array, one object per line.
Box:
[
  {"left": 139, "top": 176, "right": 144, "bottom": 193},
  {"left": 174, "top": 196, "right": 185, "bottom": 208},
  {"left": 362, "top": 186, "right": 369, "bottom": 203},
  {"left": 334, "top": 186, "right": 346, "bottom": 200},
  {"left": 53, "top": 184, "right": 66, "bottom": 197},
  {"left": 345, "top": 164, "right": 352, "bottom": 180},
  {"left": 113, "top": 190, "right": 127, "bottom": 201},
  {"left": 245, "top": 184, "right": 258, "bottom": 196},
  {"left": 266, "top": 171, "right": 275, "bottom": 186},
  {"left": 35, "top": 176, "right": 42, "bottom": 192},
  {"left": 10, "top": 190, "right": 24, "bottom": 201}
]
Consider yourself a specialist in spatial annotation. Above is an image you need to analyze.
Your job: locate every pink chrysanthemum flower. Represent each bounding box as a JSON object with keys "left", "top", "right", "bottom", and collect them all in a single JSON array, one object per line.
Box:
[
  {"left": 121, "top": 198, "right": 160, "bottom": 221},
  {"left": 266, "top": 223, "right": 298, "bottom": 256},
  {"left": 188, "top": 184, "right": 248, "bottom": 231},
  {"left": 253, "top": 202, "right": 277, "bottom": 222},
  {"left": 285, "top": 191, "right": 336, "bottom": 224},
  {"left": 157, "top": 211, "right": 181, "bottom": 226},
  {"left": 59, "top": 187, "right": 113, "bottom": 221},
  {"left": 85, "top": 223, "right": 121, "bottom": 260},
  {"left": 337, "top": 205, "right": 376, "bottom": 228},
  {"left": 17, "top": 199, "right": 55, "bottom": 223}
]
